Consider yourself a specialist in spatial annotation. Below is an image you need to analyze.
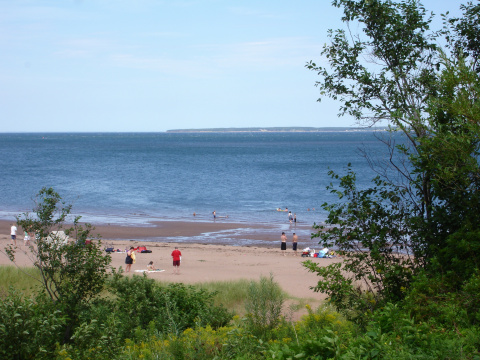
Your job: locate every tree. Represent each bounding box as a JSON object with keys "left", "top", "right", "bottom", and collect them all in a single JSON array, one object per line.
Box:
[
  {"left": 443, "top": 1, "right": 480, "bottom": 72},
  {"left": 305, "top": 0, "right": 480, "bottom": 313},
  {"left": 417, "top": 51, "right": 480, "bottom": 282},
  {"left": 5, "top": 187, "right": 112, "bottom": 343}
]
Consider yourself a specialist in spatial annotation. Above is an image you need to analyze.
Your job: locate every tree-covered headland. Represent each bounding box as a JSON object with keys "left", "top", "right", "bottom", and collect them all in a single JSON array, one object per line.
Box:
[{"left": 1, "top": 1, "right": 480, "bottom": 359}]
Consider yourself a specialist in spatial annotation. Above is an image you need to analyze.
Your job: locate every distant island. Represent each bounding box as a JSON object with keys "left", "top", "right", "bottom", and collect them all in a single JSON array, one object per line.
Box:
[{"left": 166, "top": 127, "right": 386, "bottom": 133}]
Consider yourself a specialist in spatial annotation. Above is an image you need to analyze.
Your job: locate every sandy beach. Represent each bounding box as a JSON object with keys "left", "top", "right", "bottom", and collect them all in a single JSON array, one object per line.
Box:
[{"left": 0, "top": 219, "right": 339, "bottom": 305}]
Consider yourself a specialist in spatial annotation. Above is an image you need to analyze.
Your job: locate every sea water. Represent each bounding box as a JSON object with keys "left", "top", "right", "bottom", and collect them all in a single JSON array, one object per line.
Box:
[{"left": 0, "top": 131, "right": 404, "bottom": 228}]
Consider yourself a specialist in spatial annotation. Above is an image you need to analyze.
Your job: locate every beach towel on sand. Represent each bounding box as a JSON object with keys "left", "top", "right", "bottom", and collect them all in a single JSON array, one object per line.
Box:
[{"left": 134, "top": 269, "right": 165, "bottom": 273}]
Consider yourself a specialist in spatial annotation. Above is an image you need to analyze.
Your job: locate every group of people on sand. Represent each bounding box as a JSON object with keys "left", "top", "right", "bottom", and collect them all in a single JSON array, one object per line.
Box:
[
  {"left": 280, "top": 232, "right": 299, "bottom": 256},
  {"left": 125, "top": 246, "right": 182, "bottom": 275}
]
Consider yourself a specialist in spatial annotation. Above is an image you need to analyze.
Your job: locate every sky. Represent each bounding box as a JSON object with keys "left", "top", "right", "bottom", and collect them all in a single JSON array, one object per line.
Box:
[{"left": 0, "top": 0, "right": 465, "bottom": 132}]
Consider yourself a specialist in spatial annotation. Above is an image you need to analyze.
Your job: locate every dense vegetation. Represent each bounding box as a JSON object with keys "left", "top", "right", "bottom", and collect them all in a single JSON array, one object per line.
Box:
[{"left": 1, "top": 0, "right": 480, "bottom": 358}]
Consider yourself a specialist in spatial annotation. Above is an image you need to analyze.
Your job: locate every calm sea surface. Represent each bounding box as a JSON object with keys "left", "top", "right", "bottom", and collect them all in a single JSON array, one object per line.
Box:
[{"left": 0, "top": 132, "right": 402, "bottom": 230}]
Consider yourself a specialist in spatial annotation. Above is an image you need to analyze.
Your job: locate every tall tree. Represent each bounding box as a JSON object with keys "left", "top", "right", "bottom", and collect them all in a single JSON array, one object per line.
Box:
[{"left": 305, "top": 0, "right": 480, "bottom": 312}]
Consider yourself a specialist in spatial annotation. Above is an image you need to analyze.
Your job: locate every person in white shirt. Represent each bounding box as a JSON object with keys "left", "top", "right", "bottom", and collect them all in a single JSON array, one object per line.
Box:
[{"left": 10, "top": 224, "right": 17, "bottom": 246}]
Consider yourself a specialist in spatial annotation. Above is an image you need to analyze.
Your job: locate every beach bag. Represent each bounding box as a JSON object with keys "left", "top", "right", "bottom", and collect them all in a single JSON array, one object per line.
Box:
[{"left": 105, "top": 247, "right": 114, "bottom": 253}]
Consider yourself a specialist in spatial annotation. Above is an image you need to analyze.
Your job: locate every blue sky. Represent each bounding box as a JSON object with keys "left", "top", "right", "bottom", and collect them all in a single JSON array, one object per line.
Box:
[{"left": 0, "top": 0, "right": 463, "bottom": 132}]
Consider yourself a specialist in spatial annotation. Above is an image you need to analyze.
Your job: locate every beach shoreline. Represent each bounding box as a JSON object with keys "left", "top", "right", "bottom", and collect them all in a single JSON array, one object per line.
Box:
[
  {"left": 0, "top": 218, "right": 334, "bottom": 303},
  {"left": 0, "top": 218, "right": 322, "bottom": 248}
]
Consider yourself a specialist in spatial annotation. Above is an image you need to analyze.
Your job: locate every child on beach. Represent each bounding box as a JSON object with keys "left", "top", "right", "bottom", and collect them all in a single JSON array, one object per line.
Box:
[
  {"left": 147, "top": 261, "right": 157, "bottom": 271},
  {"left": 23, "top": 230, "right": 31, "bottom": 247}
]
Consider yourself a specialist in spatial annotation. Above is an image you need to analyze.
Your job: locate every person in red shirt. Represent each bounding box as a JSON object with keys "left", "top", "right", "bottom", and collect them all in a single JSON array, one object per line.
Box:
[{"left": 171, "top": 246, "right": 182, "bottom": 275}]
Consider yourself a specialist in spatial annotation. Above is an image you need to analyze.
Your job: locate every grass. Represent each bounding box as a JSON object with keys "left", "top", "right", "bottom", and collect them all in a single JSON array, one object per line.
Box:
[
  {"left": 197, "top": 279, "right": 316, "bottom": 319},
  {"left": 0, "top": 265, "right": 42, "bottom": 298},
  {"left": 198, "top": 279, "right": 253, "bottom": 315}
]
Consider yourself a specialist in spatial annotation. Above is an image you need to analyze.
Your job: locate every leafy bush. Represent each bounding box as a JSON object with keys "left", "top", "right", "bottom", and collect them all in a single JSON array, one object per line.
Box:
[
  {"left": 55, "top": 317, "right": 122, "bottom": 360},
  {"left": 434, "top": 228, "right": 480, "bottom": 288},
  {"left": 403, "top": 270, "right": 480, "bottom": 328},
  {"left": 263, "top": 304, "right": 355, "bottom": 360},
  {"left": 108, "top": 272, "right": 233, "bottom": 339},
  {"left": 0, "top": 289, "right": 65, "bottom": 360},
  {"left": 342, "top": 304, "right": 480, "bottom": 360}
]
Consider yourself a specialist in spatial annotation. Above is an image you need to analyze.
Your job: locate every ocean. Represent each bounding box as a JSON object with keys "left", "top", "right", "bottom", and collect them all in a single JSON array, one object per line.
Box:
[{"left": 0, "top": 131, "right": 402, "bottom": 231}]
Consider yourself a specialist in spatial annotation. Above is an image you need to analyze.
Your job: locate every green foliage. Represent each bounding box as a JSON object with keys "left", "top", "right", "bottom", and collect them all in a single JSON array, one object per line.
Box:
[
  {"left": 13, "top": 188, "right": 112, "bottom": 305},
  {"left": 403, "top": 270, "right": 480, "bottom": 328},
  {"left": 433, "top": 228, "right": 480, "bottom": 287},
  {"left": 264, "top": 304, "right": 355, "bottom": 360},
  {"left": 340, "top": 302, "right": 480, "bottom": 360},
  {"left": 0, "top": 289, "right": 65, "bottom": 360},
  {"left": 443, "top": 1, "right": 480, "bottom": 72},
  {"left": 305, "top": 1, "right": 480, "bottom": 330},
  {"left": 116, "top": 324, "right": 263, "bottom": 360},
  {"left": 5, "top": 187, "right": 112, "bottom": 343},
  {"left": 108, "top": 272, "right": 233, "bottom": 339},
  {"left": 306, "top": 0, "right": 437, "bottom": 129},
  {"left": 305, "top": 167, "right": 418, "bottom": 318},
  {"left": 55, "top": 317, "right": 123, "bottom": 360},
  {"left": 244, "top": 274, "right": 285, "bottom": 338},
  {"left": 413, "top": 52, "right": 480, "bottom": 267}
]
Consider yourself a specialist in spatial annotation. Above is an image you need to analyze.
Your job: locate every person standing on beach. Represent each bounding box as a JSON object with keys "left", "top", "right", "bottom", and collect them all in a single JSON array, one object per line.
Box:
[
  {"left": 125, "top": 246, "right": 135, "bottom": 273},
  {"left": 213, "top": 210, "right": 216, "bottom": 221},
  {"left": 10, "top": 224, "right": 17, "bottom": 246},
  {"left": 292, "top": 233, "right": 298, "bottom": 256},
  {"left": 281, "top": 232, "right": 287, "bottom": 256},
  {"left": 288, "top": 211, "right": 293, "bottom": 224},
  {"left": 294, "top": 213, "right": 297, "bottom": 225},
  {"left": 171, "top": 246, "right": 182, "bottom": 275}
]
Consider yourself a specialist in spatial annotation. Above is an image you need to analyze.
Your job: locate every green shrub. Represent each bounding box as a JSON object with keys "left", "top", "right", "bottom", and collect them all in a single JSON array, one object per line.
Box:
[
  {"left": 108, "top": 273, "right": 233, "bottom": 339},
  {"left": 435, "top": 229, "right": 480, "bottom": 287},
  {"left": 404, "top": 270, "right": 480, "bottom": 328},
  {"left": 462, "top": 271, "right": 480, "bottom": 325},
  {"left": 339, "top": 302, "right": 480, "bottom": 360},
  {"left": 0, "top": 289, "right": 65, "bottom": 360},
  {"left": 263, "top": 304, "right": 355, "bottom": 360},
  {"left": 244, "top": 274, "right": 285, "bottom": 338},
  {"left": 55, "top": 317, "right": 122, "bottom": 360}
]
